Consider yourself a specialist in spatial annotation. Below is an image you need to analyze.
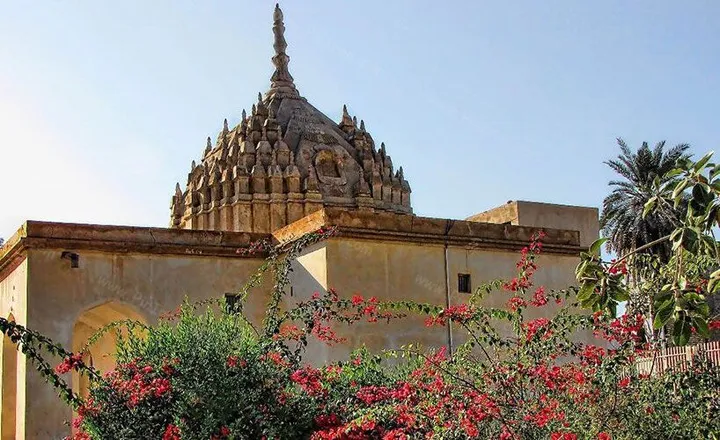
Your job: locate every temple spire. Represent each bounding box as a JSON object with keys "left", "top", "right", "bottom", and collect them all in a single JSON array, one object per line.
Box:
[{"left": 269, "top": 4, "right": 299, "bottom": 97}]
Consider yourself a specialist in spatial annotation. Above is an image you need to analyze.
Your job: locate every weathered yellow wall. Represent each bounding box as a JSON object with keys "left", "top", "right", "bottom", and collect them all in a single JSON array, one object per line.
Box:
[
  {"left": 515, "top": 201, "right": 599, "bottom": 248},
  {"left": 289, "top": 242, "right": 328, "bottom": 297},
  {"left": 321, "top": 239, "right": 591, "bottom": 362},
  {"left": 23, "top": 249, "right": 267, "bottom": 440},
  {"left": 326, "top": 239, "right": 449, "bottom": 361},
  {"left": 286, "top": 242, "right": 332, "bottom": 362},
  {"left": 0, "top": 260, "right": 27, "bottom": 440},
  {"left": 467, "top": 201, "right": 599, "bottom": 248}
]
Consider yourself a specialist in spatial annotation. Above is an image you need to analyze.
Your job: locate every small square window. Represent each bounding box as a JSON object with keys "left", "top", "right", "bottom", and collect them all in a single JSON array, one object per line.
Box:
[
  {"left": 458, "top": 274, "right": 471, "bottom": 293},
  {"left": 225, "top": 293, "right": 242, "bottom": 314}
]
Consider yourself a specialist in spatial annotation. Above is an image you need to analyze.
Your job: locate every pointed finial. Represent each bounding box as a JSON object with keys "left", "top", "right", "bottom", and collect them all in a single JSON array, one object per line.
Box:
[
  {"left": 380, "top": 142, "right": 386, "bottom": 153},
  {"left": 360, "top": 120, "right": 366, "bottom": 132},
  {"left": 223, "top": 118, "right": 229, "bottom": 133},
  {"left": 270, "top": 4, "right": 298, "bottom": 95},
  {"left": 258, "top": 92, "right": 263, "bottom": 103},
  {"left": 204, "top": 137, "right": 212, "bottom": 156},
  {"left": 242, "top": 109, "right": 247, "bottom": 121},
  {"left": 175, "top": 182, "right": 182, "bottom": 197},
  {"left": 340, "top": 104, "right": 354, "bottom": 128},
  {"left": 191, "top": 160, "right": 196, "bottom": 169}
]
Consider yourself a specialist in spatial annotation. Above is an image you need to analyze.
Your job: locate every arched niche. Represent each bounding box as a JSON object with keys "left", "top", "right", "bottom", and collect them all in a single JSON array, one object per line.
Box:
[
  {"left": 71, "top": 302, "right": 146, "bottom": 399},
  {"left": 1, "top": 313, "right": 17, "bottom": 440}
]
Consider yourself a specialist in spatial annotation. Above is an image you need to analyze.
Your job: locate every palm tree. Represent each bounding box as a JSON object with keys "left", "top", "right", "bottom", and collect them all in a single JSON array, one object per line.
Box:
[{"left": 600, "top": 139, "right": 690, "bottom": 262}]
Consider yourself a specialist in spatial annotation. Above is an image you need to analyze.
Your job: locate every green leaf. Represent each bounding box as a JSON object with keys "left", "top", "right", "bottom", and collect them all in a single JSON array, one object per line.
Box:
[
  {"left": 589, "top": 238, "right": 608, "bottom": 256},
  {"left": 642, "top": 197, "right": 657, "bottom": 219},
  {"left": 653, "top": 299, "right": 674, "bottom": 329},
  {"left": 693, "top": 151, "right": 714, "bottom": 172},
  {"left": 610, "top": 287, "right": 630, "bottom": 302},
  {"left": 693, "top": 317, "right": 710, "bottom": 339},
  {"left": 666, "top": 168, "right": 684, "bottom": 179},
  {"left": 672, "top": 179, "right": 689, "bottom": 200},
  {"left": 654, "top": 289, "right": 673, "bottom": 304},
  {"left": 579, "top": 295, "right": 599, "bottom": 310},
  {"left": 577, "top": 281, "right": 596, "bottom": 302},
  {"left": 673, "top": 316, "right": 691, "bottom": 346},
  {"left": 710, "top": 268, "right": 720, "bottom": 280},
  {"left": 710, "top": 163, "right": 720, "bottom": 180}
]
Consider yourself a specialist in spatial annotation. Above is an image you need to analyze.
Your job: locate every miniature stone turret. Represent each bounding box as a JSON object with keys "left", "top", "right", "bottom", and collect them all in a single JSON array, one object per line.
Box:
[{"left": 170, "top": 4, "right": 412, "bottom": 233}]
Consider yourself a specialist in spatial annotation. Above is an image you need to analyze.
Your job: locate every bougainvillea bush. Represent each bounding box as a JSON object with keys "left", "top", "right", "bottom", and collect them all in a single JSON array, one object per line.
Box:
[{"left": 1, "top": 228, "right": 719, "bottom": 439}]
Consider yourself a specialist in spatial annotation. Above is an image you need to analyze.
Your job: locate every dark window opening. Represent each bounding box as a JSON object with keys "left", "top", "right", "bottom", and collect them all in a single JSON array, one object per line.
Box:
[
  {"left": 458, "top": 274, "right": 471, "bottom": 293},
  {"left": 225, "top": 293, "right": 242, "bottom": 314}
]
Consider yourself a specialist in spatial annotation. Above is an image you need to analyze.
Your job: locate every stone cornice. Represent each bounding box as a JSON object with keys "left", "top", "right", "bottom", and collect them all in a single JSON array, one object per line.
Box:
[
  {"left": 0, "top": 221, "right": 270, "bottom": 277},
  {"left": 273, "top": 208, "right": 584, "bottom": 256}
]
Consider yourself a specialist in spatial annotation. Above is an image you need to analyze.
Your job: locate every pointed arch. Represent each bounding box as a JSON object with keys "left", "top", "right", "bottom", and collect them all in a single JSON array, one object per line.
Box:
[{"left": 71, "top": 302, "right": 147, "bottom": 399}]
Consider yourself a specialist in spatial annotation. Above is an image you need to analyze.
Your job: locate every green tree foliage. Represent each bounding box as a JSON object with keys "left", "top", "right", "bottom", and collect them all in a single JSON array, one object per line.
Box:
[
  {"left": 600, "top": 139, "right": 690, "bottom": 262},
  {"left": 580, "top": 151, "right": 720, "bottom": 346}
]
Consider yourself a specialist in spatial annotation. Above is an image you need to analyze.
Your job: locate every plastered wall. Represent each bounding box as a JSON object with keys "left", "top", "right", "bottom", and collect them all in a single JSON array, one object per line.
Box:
[{"left": 22, "top": 249, "right": 268, "bottom": 440}]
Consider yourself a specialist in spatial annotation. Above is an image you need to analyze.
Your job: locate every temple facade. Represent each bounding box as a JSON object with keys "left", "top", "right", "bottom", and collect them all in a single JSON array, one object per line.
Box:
[{"left": 0, "top": 5, "right": 598, "bottom": 439}]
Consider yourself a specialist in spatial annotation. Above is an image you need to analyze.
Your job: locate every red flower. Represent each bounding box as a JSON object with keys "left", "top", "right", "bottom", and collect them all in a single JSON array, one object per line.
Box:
[
  {"left": 597, "top": 433, "right": 611, "bottom": 440},
  {"left": 55, "top": 353, "right": 84, "bottom": 374},
  {"left": 226, "top": 355, "right": 239, "bottom": 368},
  {"left": 524, "top": 318, "right": 552, "bottom": 341},
  {"left": 507, "top": 296, "right": 527, "bottom": 312},
  {"left": 162, "top": 424, "right": 181, "bottom": 440},
  {"left": 531, "top": 286, "right": 548, "bottom": 307}
]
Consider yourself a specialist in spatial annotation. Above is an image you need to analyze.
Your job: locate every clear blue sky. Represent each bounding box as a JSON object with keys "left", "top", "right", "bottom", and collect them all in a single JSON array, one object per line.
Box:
[{"left": 1, "top": 1, "right": 718, "bottom": 239}]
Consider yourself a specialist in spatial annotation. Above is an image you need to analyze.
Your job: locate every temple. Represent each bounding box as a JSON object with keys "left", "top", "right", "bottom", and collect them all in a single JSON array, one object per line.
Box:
[{"left": 0, "top": 5, "right": 598, "bottom": 439}]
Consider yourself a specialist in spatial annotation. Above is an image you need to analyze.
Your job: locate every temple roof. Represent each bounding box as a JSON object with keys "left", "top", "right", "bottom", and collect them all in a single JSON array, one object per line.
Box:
[{"left": 171, "top": 4, "right": 411, "bottom": 233}]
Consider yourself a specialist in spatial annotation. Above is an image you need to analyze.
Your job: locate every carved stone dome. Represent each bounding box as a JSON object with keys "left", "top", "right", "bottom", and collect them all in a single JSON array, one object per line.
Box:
[{"left": 170, "top": 4, "right": 412, "bottom": 233}]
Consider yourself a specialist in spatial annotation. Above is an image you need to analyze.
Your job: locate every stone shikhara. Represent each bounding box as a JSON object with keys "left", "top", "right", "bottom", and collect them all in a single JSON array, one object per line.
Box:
[{"left": 171, "top": 4, "right": 411, "bottom": 234}]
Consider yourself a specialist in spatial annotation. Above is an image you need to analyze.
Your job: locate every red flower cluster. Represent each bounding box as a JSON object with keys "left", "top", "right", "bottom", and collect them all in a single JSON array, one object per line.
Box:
[
  {"left": 593, "top": 313, "right": 645, "bottom": 344},
  {"left": 531, "top": 286, "right": 549, "bottom": 307},
  {"left": 579, "top": 344, "right": 606, "bottom": 366},
  {"left": 507, "top": 296, "right": 528, "bottom": 312},
  {"left": 291, "top": 366, "right": 326, "bottom": 396},
  {"left": 503, "top": 231, "right": 545, "bottom": 292},
  {"left": 105, "top": 361, "right": 173, "bottom": 408},
  {"left": 607, "top": 259, "right": 628, "bottom": 275},
  {"left": 55, "top": 353, "right": 85, "bottom": 374},
  {"left": 425, "top": 304, "right": 476, "bottom": 326},
  {"left": 524, "top": 318, "right": 552, "bottom": 341},
  {"left": 226, "top": 355, "right": 247, "bottom": 368},
  {"left": 162, "top": 424, "right": 181, "bottom": 440},
  {"left": 261, "top": 351, "right": 291, "bottom": 369},
  {"left": 210, "top": 426, "right": 231, "bottom": 440}
]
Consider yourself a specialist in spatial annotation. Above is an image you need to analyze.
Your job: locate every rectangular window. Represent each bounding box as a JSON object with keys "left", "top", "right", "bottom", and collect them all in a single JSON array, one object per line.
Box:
[
  {"left": 458, "top": 273, "right": 471, "bottom": 293},
  {"left": 225, "top": 293, "right": 242, "bottom": 314}
]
